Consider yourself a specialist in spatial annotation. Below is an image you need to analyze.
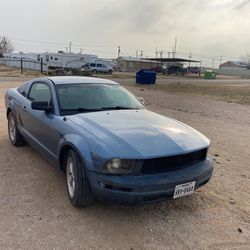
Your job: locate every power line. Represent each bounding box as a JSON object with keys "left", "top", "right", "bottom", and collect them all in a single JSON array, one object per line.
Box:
[
  {"left": 7, "top": 36, "right": 244, "bottom": 61},
  {"left": 9, "top": 36, "right": 66, "bottom": 46}
]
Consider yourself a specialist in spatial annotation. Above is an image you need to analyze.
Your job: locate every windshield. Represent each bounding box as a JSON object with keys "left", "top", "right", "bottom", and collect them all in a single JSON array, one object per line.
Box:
[{"left": 55, "top": 83, "right": 145, "bottom": 115}]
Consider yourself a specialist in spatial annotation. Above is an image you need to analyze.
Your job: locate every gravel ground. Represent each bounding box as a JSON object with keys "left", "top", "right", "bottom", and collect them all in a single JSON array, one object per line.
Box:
[{"left": 0, "top": 77, "right": 250, "bottom": 250}]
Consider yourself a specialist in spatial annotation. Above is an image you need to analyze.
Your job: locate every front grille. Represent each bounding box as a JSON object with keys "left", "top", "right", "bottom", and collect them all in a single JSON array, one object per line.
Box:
[{"left": 141, "top": 148, "right": 208, "bottom": 175}]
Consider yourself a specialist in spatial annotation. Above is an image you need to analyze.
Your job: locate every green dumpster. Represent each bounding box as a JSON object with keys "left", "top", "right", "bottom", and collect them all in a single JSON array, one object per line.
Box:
[{"left": 204, "top": 70, "right": 216, "bottom": 79}]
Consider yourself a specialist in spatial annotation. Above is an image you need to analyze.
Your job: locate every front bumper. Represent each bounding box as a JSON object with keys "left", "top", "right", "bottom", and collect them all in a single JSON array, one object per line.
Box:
[{"left": 87, "top": 157, "right": 214, "bottom": 205}]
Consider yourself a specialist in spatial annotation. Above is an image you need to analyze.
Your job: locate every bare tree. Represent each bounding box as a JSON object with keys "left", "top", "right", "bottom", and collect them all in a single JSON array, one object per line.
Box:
[{"left": 0, "top": 36, "right": 14, "bottom": 54}]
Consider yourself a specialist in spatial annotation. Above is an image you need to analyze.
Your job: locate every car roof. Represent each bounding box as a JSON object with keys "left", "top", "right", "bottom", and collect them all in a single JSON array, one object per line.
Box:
[{"left": 44, "top": 76, "right": 119, "bottom": 85}]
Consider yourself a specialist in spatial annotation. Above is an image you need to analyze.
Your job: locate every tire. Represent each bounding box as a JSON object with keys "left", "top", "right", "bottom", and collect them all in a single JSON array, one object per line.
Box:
[
  {"left": 65, "top": 149, "right": 94, "bottom": 207},
  {"left": 108, "top": 70, "right": 113, "bottom": 74},
  {"left": 8, "top": 112, "right": 25, "bottom": 146}
]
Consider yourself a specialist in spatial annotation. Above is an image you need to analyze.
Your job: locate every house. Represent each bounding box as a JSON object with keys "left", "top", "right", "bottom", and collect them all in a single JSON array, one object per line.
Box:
[
  {"left": 116, "top": 56, "right": 162, "bottom": 72},
  {"left": 219, "top": 60, "right": 249, "bottom": 69}
]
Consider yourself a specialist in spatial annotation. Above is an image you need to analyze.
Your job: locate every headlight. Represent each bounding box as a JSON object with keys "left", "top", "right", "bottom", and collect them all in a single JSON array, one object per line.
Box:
[{"left": 102, "top": 159, "right": 135, "bottom": 174}]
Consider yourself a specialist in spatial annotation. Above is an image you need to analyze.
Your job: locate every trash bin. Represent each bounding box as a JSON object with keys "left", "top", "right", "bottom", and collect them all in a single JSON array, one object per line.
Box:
[
  {"left": 136, "top": 69, "right": 156, "bottom": 84},
  {"left": 204, "top": 70, "right": 216, "bottom": 79}
]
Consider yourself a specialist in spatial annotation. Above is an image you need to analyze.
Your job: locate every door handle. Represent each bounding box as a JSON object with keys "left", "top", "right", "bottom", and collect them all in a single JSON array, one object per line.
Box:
[{"left": 23, "top": 106, "right": 27, "bottom": 111}]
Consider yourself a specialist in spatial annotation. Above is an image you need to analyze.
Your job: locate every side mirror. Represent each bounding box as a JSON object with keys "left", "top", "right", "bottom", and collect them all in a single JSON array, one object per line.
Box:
[{"left": 31, "top": 101, "right": 52, "bottom": 112}]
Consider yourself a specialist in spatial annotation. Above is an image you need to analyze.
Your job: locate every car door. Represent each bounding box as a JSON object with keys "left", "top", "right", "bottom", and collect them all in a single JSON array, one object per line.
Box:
[
  {"left": 20, "top": 82, "right": 55, "bottom": 152},
  {"left": 96, "top": 64, "right": 103, "bottom": 72},
  {"left": 90, "top": 63, "right": 96, "bottom": 71},
  {"left": 101, "top": 64, "right": 108, "bottom": 73}
]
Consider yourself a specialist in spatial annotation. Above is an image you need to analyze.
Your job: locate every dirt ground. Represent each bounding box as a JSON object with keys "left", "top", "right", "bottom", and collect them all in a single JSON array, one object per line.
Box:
[{"left": 0, "top": 75, "right": 250, "bottom": 250}]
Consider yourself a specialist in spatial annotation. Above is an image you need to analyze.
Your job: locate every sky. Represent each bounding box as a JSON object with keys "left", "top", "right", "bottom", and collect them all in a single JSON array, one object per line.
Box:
[{"left": 1, "top": 0, "right": 250, "bottom": 66}]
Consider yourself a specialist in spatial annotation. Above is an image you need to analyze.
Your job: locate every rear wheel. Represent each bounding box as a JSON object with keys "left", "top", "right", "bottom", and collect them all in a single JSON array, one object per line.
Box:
[
  {"left": 8, "top": 112, "right": 25, "bottom": 146},
  {"left": 66, "top": 149, "right": 94, "bottom": 207}
]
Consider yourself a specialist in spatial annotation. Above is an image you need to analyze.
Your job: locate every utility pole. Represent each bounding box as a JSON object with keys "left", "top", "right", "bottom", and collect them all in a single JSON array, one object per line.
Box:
[
  {"left": 219, "top": 56, "right": 222, "bottom": 67},
  {"left": 188, "top": 53, "right": 192, "bottom": 73},
  {"left": 159, "top": 51, "right": 163, "bottom": 59},
  {"left": 140, "top": 50, "right": 143, "bottom": 58},
  {"left": 69, "top": 42, "right": 72, "bottom": 53},
  {"left": 168, "top": 52, "right": 170, "bottom": 58},
  {"left": 155, "top": 48, "right": 158, "bottom": 58},
  {"left": 212, "top": 58, "right": 215, "bottom": 68},
  {"left": 174, "top": 36, "right": 177, "bottom": 58},
  {"left": 80, "top": 48, "right": 83, "bottom": 54},
  {"left": 117, "top": 46, "right": 121, "bottom": 58}
]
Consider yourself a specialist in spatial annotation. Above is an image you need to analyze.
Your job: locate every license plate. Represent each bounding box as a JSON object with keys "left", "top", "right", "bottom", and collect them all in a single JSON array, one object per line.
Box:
[{"left": 173, "top": 181, "right": 196, "bottom": 199}]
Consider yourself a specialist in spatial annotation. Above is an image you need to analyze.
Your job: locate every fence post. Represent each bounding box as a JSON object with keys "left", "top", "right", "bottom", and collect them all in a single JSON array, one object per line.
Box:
[
  {"left": 40, "top": 57, "right": 43, "bottom": 74},
  {"left": 21, "top": 58, "right": 23, "bottom": 74}
]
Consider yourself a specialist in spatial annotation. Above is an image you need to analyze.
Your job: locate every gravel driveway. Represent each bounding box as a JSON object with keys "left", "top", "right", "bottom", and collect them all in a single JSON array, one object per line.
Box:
[{"left": 0, "top": 78, "right": 249, "bottom": 250}]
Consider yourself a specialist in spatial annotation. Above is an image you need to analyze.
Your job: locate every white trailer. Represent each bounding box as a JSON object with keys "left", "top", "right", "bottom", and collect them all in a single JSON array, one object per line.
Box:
[{"left": 40, "top": 52, "right": 98, "bottom": 69}]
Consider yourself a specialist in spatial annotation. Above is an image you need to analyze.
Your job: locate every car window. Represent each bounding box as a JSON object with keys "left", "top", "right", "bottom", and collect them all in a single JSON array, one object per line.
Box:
[
  {"left": 90, "top": 63, "right": 95, "bottom": 67},
  {"left": 28, "top": 83, "right": 52, "bottom": 103},
  {"left": 97, "top": 64, "right": 102, "bottom": 67}
]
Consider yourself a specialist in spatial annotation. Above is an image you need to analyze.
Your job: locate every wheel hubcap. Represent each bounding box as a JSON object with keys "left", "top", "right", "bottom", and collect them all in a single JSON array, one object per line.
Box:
[
  {"left": 66, "top": 156, "right": 76, "bottom": 198},
  {"left": 9, "top": 116, "right": 16, "bottom": 141}
]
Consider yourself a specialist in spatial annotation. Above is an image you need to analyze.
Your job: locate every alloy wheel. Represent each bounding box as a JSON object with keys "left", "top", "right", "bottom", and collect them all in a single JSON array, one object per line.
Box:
[
  {"left": 66, "top": 156, "right": 76, "bottom": 198},
  {"left": 9, "top": 115, "right": 16, "bottom": 142}
]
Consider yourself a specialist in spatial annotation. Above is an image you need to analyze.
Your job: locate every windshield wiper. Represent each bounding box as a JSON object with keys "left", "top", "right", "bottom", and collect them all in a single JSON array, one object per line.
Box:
[
  {"left": 100, "top": 106, "right": 139, "bottom": 110},
  {"left": 61, "top": 106, "right": 139, "bottom": 113},
  {"left": 61, "top": 107, "right": 102, "bottom": 113}
]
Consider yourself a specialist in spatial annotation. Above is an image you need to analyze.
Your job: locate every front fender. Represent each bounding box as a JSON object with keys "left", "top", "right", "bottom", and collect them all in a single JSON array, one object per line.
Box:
[
  {"left": 6, "top": 96, "right": 17, "bottom": 118},
  {"left": 57, "top": 133, "right": 93, "bottom": 170},
  {"left": 5, "top": 89, "right": 22, "bottom": 121},
  {"left": 57, "top": 133, "right": 117, "bottom": 172}
]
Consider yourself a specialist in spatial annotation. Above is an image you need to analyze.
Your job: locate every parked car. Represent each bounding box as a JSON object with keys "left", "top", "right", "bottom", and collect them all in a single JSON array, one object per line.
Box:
[
  {"left": 187, "top": 66, "right": 201, "bottom": 74},
  {"left": 87, "top": 63, "right": 113, "bottom": 74},
  {"left": 166, "top": 66, "right": 187, "bottom": 75},
  {"left": 150, "top": 66, "right": 163, "bottom": 73},
  {"left": 5, "top": 76, "right": 213, "bottom": 207}
]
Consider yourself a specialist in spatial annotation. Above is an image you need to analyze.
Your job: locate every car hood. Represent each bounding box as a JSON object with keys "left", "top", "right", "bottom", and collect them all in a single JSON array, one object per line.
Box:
[{"left": 68, "top": 110, "right": 210, "bottom": 158}]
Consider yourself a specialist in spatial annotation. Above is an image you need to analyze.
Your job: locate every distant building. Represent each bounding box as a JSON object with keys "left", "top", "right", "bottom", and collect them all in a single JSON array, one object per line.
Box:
[
  {"left": 219, "top": 60, "right": 249, "bottom": 69},
  {"left": 116, "top": 56, "right": 162, "bottom": 72}
]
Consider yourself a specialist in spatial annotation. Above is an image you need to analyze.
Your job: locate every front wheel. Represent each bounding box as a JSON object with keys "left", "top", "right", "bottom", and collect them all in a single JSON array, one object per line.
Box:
[
  {"left": 66, "top": 149, "right": 94, "bottom": 207},
  {"left": 8, "top": 112, "right": 25, "bottom": 146}
]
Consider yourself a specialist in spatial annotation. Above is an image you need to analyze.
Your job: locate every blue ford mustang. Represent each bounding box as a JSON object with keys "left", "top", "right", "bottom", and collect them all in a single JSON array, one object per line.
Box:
[{"left": 5, "top": 76, "right": 213, "bottom": 207}]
